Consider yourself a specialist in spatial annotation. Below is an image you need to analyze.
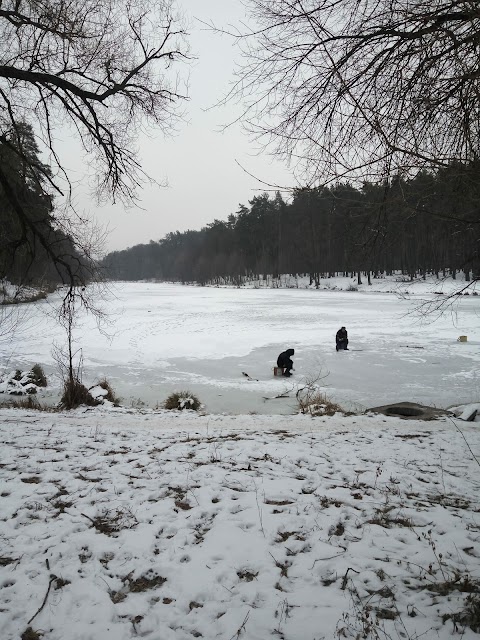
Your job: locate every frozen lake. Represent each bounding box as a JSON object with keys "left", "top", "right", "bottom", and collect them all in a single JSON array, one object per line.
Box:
[{"left": 2, "top": 281, "right": 479, "bottom": 414}]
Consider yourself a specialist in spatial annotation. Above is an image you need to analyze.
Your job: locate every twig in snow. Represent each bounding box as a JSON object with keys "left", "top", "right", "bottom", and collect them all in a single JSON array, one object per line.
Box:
[
  {"left": 274, "top": 598, "right": 291, "bottom": 637},
  {"left": 448, "top": 416, "right": 480, "bottom": 468},
  {"left": 28, "top": 573, "right": 58, "bottom": 624},
  {"left": 221, "top": 583, "right": 234, "bottom": 595},
  {"left": 400, "top": 345, "right": 425, "bottom": 349},
  {"left": 438, "top": 447, "right": 446, "bottom": 496},
  {"left": 252, "top": 478, "right": 265, "bottom": 538},
  {"left": 309, "top": 551, "right": 346, "bottom": 569},
  {"left": 81, "top": 512, "right": 96, "bottom": 525},
  {"left": 262, "top": 392, "right": 290, "bottom": 400},
  {"left": 341, "top": 567, "right": 359, "bottom": 590},
  {"left": 269, "top": 551, "right": 290, "bottom": 577},
  {"left": 229, "top": 610, "right": 250, "bottom": 640},
  {"left": 185, "top": 467, "right": 200, "bottom": 506}
]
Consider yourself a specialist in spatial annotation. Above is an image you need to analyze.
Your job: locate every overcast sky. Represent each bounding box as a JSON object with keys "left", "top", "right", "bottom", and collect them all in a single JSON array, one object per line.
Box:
[{"left": 64, "top": 0, "right": 294, "bottom": 254}]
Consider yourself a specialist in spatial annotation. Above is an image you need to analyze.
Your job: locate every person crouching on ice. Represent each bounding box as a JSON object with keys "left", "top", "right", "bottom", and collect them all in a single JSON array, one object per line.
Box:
[
  {"left": 277, "top": 348, "right": 295, "bottom": 376},
  {"left": 336, "top": 327, "right": 349, "bottom": 351}
]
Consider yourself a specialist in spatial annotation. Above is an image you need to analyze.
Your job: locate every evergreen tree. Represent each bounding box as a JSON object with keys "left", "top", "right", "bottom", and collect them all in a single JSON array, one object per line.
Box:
[{"left": 0, "top": 123, "right": 84, "bottom": 285}]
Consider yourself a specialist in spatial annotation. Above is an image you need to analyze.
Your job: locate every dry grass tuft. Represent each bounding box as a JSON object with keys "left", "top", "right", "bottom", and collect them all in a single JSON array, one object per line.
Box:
[
  {"left": 127, "top": 571, "right": 167, "bottom": 593},
  {"left": 109, "top": 570, "right": 166, "bottom": 601},
  {"left": 52, "top": 499, "right": 73, "bottom": 515},
  {"left": 164, "top": 390, "right": 201, "bottom": 411},
  {"left": 329, "top": 521, "right": 345, "bottom": 537},
  {"left": 21, "top": 476, "right": 42, "bottom": 484},
  {"left": 374, "top": 607, "right": 398, "bottom": 620},
  {"left": 95, "top": 378, "right": 120, "bottom": 405},
  {"left": 368, "top": 503, "right": 413, "bottom": 529},
  {"left": 237, "top": 569, "right": 259, "bottom": 582},
  {"left": 82, "top": 506, "right": 138, "bottom": 536},
  {"left": 54, "top": 578, "right": 71, "bottom": 590},
  {"left": 298, "top": 391, "right": 344, "bottom": 416},
  {"left": 175, "top": 499, "right": 192, "bottom": 511},
  {"left": 264, "top": 498, "right": 294, "bottom": 506},
  {"left": 275, "top": 530, "right": 306, "bottom": 543},
  {"left": 21, "top": 628, "right": 43, "bottom": 640},
  {"left": 423, "top": 573, "right": 480, "bottom": 596},
  {"left": 1, "top": 396, "right": 49, "bottom": 411},
  {"left": 443, "top": 593, "right": 480, "bottom": 632}
]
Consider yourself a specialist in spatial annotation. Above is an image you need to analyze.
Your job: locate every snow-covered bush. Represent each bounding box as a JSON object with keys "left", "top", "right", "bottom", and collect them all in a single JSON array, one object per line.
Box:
[
  {"left": 0, "top": 366, "right": 48, "bottom": 396},
  {"left": 0, "top": 280, "right": 55, "bottom": 304},
  {"left": 89, "top": 379, "right": 120, "bottom": 406},
  {"left": 164, "top": 391, "right": 201, "bottom": 411}
]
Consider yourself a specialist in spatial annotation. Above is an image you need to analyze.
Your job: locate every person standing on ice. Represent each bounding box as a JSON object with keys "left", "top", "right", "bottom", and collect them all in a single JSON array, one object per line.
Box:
[
  {"left": 277, "top": 348, "right": 295, "bottom": 376},
  {"left": 336, "top": 327, "right": 349, "bottom": 351}
]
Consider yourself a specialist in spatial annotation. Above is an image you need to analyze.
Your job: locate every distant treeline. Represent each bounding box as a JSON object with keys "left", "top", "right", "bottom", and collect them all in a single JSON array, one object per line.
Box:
[{"left": 102, "top": 164, "right": 480, "bottom": 286}]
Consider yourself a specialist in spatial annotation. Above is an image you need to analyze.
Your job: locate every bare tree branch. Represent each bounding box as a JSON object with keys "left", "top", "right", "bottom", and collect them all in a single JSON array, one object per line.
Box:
[
  {"left": 230, "top": 0, "right": 480, "bottom": 184},
  {"left": 0, "top": 0, "right": 191, "bottom": 287}
]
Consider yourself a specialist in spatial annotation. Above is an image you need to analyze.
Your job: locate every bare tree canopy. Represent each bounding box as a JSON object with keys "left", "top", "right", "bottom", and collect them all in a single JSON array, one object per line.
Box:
[
  {"left": 0, "top": 0, "right": 189, "bottom": 284},
  {"left": 234, "top": 0, "right": 480, "bottom": 183}
]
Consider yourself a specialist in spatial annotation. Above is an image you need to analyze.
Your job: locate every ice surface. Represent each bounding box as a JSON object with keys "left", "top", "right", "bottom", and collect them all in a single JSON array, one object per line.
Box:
[{"left": 0, "top": 280, "right": 478, "bottom": 414}]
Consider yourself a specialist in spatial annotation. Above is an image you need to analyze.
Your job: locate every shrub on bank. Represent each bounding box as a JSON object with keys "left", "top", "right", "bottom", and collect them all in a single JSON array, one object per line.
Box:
[
  {"left": 30, "top": 364, "right": 47, "bottom": 387},
  {"left": 89, "top": 378, "right": 120, "bottom": 405},
  {"left": 60, "top": 378, "right": 99, "bottom": 410},
  {"left": 298, "top": 391, "right": 344, "bottom": 416},
  {"left": 0, "top": 366, "right": 48, "bottom": 396},
  {"left": 164, "top": 391, "right": 201, "bottom": 411}
]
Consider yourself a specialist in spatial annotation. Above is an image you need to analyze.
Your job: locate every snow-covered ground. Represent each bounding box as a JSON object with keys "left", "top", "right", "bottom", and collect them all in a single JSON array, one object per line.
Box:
[
  {"left": 1, "top": 408, "right": 480, "bottom": 640},
  {"left": 0, "top": 278, "right": 478, "bottom": 414}
]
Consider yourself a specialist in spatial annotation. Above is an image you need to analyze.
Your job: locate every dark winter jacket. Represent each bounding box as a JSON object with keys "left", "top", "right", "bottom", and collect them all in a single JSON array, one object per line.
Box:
[
  {"left": 336, "top": 327, "right": 348, "bottom": 343},
  {"left": 277, "top": 348, "right": 295, "bottom": 369}
]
